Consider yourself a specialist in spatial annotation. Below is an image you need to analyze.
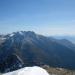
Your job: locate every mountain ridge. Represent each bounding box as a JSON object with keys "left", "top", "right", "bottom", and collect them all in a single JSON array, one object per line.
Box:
[{"left": 0, "top": 31, "right": 75, "bottom": 73}]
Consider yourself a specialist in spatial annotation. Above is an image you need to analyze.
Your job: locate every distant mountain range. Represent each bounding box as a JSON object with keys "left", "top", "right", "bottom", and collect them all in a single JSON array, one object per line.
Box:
[
  {"left": 53, "top": 36, "right": 75, "bottom": 44},
  {"left": 0, "top": 31, "right": 75, "bottom": 73}
]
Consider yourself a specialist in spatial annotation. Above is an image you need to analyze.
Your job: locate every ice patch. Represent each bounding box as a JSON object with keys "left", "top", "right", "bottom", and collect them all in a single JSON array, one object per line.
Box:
[
  {"left": 19, "top": 31, "right": 23, "bottom": 35},
  {"left": 10, "top": 33, "right": 14, "bottom": 37},
  {"left": 0, "top": 38, "right": 6, "bottom": 40}
]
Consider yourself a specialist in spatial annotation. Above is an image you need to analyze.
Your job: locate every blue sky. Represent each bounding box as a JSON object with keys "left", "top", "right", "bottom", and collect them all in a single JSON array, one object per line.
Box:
[{"left": 0, "top": 0, "right": 75, "bottom": 35}]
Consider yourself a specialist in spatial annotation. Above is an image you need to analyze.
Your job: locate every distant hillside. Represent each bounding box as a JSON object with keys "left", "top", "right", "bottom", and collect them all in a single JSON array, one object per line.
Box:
[
  {"left": 43, "top": 65, "right": 75, "bottom": 75},
  {"left": 53, "top": 36, "right": 75, "bottom": 44}
]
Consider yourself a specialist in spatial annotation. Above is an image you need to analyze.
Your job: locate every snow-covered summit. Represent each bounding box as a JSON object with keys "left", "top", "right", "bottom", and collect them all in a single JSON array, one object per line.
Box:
[{"left": 3, "top": 66, "right": 49, "bottom": 75}]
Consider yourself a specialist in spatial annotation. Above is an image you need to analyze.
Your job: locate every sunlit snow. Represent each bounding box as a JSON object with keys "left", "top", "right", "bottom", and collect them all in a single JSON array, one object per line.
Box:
[
  {"left": 10, "top": 33, "right": 14, "bottom": 37},
  {"left": 3, "top": 66, "right": 49, "bottom": 75}
]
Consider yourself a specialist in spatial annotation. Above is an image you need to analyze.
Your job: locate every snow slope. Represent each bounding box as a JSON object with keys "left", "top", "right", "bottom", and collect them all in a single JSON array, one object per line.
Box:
[{"left": 3, "top": 66, "right": 49, "bottom": 75}]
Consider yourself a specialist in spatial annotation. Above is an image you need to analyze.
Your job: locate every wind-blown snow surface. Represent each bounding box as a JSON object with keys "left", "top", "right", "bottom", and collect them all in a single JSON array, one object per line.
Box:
[{"left": 3, "top": 66, "right": 49, "bottom": 75}]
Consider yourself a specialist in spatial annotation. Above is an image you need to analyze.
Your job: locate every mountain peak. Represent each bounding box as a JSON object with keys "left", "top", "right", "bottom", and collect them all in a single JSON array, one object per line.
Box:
[
  {"left": 12, "top": 31, "right": 35, "bottom": 35},
  {"left": 0, "top": 31, "right": 75, "bottom": 73}
]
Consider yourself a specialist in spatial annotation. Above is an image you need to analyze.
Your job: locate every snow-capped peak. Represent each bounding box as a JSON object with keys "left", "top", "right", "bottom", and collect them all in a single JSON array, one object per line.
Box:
[{"left": 3, "top": 66, "right": 49, "bottom": 75}]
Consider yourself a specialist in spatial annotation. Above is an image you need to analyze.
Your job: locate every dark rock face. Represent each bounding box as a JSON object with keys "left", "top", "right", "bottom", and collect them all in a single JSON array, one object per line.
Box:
[
  {"left": 0, "top": 31, "right": 75, "bottom": 73},
  {"left": 0, "top": 54, "right": 23, "bottom": 72}
]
